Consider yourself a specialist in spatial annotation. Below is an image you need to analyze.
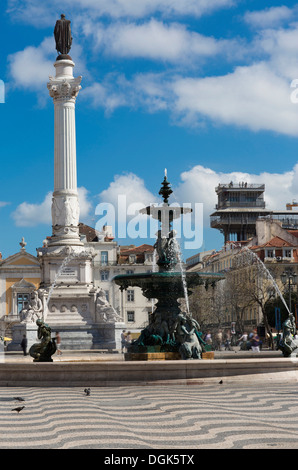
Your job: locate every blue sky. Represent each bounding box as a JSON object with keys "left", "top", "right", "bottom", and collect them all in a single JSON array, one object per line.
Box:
[{"left": 1, "top": 0, "right": 298, "bottom": 260}]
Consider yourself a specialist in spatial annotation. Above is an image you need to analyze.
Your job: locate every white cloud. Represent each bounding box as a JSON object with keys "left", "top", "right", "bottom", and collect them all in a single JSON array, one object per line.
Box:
[
  {"left": 244, "top": 6, "right": 293, "bottom": 29},
  {"left": 171, "top": 62, "right": 298, "bottom": 135},
  {"left": 12, "top": 187, "right": 92, "bottom": 227},
  {"left": 96, "top": 173, "right": 158, "bottom": 240},
  {"left": 7, "top": 0, "right": 235, "bottom": 24},
  {"left": 253, "top": 26, "right": 298, "bottom": 81},
  {"left": 82, "top": 72, "right": 171, "bottom": 114},
  {"left": 8, "top": 37, "right": 54, "bottom": 90},
  {"left": 85, "top": 19, "right": 233, "bottom": 63},
  {"left": 75, "top": 0, "right": 235, "bottom": 18},
  {"left": 8, "top": 3, "right": 298, "bottom": 137},
  {"left": 84, "top": 61, "right": 298, "bottom": 136},
  {"left": 98, "top": 173, "right": 156, "bottom": 207},
  {"left": 12, "top": 191, "right": 52, "bottom": 227}
]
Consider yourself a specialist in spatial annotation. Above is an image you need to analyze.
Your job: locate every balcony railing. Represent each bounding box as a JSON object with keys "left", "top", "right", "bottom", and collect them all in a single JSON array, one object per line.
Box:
[
  {"left": 210, "top": 215, "right": 261, "bottom": 226},
  {"left": 216, "top": 201, "right": 266, "bottom": 209},
  {"left": 216, "top": 183, "right": 265, "bottom": 190},
  {"left": 93, "top": 261, "right": 118, "bottom": 267}
]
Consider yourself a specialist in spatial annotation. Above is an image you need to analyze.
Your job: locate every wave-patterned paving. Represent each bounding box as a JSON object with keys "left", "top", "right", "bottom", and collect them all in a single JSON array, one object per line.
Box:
[{"left": 1, "top": 384, "right": 298, "bottom": 449}]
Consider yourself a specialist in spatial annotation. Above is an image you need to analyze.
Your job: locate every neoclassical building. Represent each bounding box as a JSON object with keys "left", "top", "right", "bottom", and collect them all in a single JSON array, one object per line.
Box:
[
  {"left": 0, "top": 239, "right": 41, "bottom": 336},
  {"left": 0, "top": 228, "right": 154, "bottom": 340}
]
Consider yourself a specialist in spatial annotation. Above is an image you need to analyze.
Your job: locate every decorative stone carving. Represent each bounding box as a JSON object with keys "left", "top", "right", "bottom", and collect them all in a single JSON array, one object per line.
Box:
[
  {"left": 21, "top": 291, "right": 43, "bottom": 324},
  {"left": 96, "top": 288, "right": 123, "bottom": 323},
  {"left": 52, "top": 195, "right": 79, "bottom": 227},
  {"left": 47, "top": 77, "right": 82, "bottom": 102}
]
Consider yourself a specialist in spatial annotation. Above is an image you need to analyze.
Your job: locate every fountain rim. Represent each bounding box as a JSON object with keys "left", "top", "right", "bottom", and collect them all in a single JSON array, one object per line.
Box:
[{"left": 113, "top": 271, "right": 225, "bottom": 281}]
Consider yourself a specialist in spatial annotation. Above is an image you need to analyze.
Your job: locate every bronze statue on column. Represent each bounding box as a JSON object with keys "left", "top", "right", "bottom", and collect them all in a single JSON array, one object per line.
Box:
[{"left": 54, "top": 14, "right": 73, "bottom": 60}]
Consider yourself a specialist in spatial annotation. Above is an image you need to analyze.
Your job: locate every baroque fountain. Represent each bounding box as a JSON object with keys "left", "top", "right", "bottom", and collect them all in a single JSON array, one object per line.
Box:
[{"left": 114, "top": 173, "right": 224, "bottom": 360}]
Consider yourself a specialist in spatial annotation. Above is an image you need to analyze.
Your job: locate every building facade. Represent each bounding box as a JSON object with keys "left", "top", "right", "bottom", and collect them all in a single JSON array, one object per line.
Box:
[
  {"left": 187, "top": 218, "right": 298, "bottom": 334},
  {"left": 0, "top": 226, "right": 154, "bottom": 341}
]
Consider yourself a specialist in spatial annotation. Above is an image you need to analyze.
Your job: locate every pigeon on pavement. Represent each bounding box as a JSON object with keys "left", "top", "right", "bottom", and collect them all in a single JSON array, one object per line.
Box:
[{"left": 11, "top": 406, "right": 25, "bottom": 413}]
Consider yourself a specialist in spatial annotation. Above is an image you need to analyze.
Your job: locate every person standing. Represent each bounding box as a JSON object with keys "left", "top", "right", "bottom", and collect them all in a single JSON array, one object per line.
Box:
[
  {"left": 20, "top": 335, "right": 27, "bottom": 356},
  {"left": 121, "top": 330, "right": 127, "bottom": 353},
  {"left": 125, "top": 331, "right": 132, "bottom": 348},
  {"left": 55, "top": 332, "right": 62, "bottom": 355}
]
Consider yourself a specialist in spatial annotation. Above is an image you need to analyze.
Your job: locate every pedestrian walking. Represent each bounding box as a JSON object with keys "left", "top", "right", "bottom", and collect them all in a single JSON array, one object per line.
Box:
[
  {"left": 215, "top": 329, "right": 223, "bottom": 350},
  {"left": 20, "top": 335, "right": 27, "bottom": 356},
  {"left": 121, "top": 329, "right": 127, "bottom": 353},
  {"left": 251, "top": 333, "right": 260, "bottom": 352}
]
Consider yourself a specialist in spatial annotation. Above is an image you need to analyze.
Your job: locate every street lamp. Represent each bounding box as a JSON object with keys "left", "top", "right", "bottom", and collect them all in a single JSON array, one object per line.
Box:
[{"left": 281, "top": 269, "right": 297, "bottom": 313}]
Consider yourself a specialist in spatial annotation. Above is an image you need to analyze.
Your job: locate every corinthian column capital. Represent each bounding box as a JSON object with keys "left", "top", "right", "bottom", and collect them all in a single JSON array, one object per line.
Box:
[{"left": 47, "top": 76, "right": 82, "bottom": 102}]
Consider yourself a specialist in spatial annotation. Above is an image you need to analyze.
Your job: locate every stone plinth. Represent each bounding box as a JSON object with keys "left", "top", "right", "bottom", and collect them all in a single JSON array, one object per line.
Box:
[
  {"left": 124, "top": 351, "right": 215, "bottom": 361},
  {"left": 202, "top": 351, "right": 215, "bottom": 360},
  {"left": 125, "top": 352, "right": 181, "bottom": 361},
  {"left": 7, "top": 322, "right": 38, "bottom": 352}
]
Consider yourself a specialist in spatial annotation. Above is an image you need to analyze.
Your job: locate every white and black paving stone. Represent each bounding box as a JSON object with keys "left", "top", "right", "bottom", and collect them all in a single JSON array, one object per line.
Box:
[{"left": 0, "top": 383, "right": 298, "bottom": 449}]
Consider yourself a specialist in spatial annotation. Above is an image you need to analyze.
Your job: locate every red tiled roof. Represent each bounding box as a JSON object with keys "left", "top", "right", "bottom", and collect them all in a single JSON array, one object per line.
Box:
[
  {"left": 259, "top": 236, "right": 295, "bottom": 248},
  {"left": 120, "top": 244, "right": 154, "bottom": 255},
  {"left": 287, "top": 230, "right": 298, "bottom": 239}
]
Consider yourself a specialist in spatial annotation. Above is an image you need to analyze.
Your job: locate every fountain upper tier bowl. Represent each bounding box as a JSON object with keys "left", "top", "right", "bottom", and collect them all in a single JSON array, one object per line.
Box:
[{"left": 113, "top": 271, "right": 224, "bottom": 299}]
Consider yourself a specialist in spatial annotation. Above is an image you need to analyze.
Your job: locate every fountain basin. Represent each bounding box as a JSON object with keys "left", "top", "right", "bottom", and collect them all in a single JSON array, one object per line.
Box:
[{"left": 113, "top": 271, "right": 224, "bottom": 298}]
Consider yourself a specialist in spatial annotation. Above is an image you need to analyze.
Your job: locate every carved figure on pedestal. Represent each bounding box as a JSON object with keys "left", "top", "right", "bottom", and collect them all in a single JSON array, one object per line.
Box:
[
  {"left": 29, "top": 320, "right": 57, "bottom": 362},
  {"left": 21, "top": 291, "right": 43, "bottom": 324},
  {"left": 52, "top": 196, "right": 79, "bottom": 227},
  {"left": 96, "top": 288, "right": 122, "bottom": 323}
]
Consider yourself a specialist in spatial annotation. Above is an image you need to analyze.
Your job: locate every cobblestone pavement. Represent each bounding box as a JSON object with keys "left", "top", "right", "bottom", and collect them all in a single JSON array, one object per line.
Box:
[{"left": 0, "top": 382, "right": 298, "bottom": 449}]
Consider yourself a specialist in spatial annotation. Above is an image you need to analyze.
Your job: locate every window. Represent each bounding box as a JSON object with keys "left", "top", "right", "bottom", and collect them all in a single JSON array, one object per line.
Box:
[
  {"left": 127, "top": 311, "right": 135, "bottom": 322},
  {"left": 104, "top": 290, "right": 109, "bottom": 302},
  {"left": 129, "top": 255, "right": 136, "bottom": 263},
  {"left": 266, "top": 249, "right": 274, "bottom": 258},
  {"left": 100, "top": 270, "right": 109, "bottom": 281},
  {"left": 101, "top": 251, "right": 108, "bottom": 266},
  {"left": 17, "top": 293, "right": 30, "bottom": 314},
  {"left": 284, "top": 249, "right": 292, "bottom": 258},
  {"left": 126, "top": 269, "right": 134, "bottom": 274},
  {"left": 127, "top": 290, "right": 135, "bottom": 302}
]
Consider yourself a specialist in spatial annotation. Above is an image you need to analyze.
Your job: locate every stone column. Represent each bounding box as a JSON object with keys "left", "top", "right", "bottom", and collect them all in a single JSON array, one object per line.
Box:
[{"left": 47, "top": 59, "right": 83, "bottom": 246}]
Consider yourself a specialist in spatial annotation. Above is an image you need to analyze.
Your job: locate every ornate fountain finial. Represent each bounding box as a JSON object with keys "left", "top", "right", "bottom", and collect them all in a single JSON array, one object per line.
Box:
[{"left": 159, "top": 172, "right": 173, "bottom": 204}]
